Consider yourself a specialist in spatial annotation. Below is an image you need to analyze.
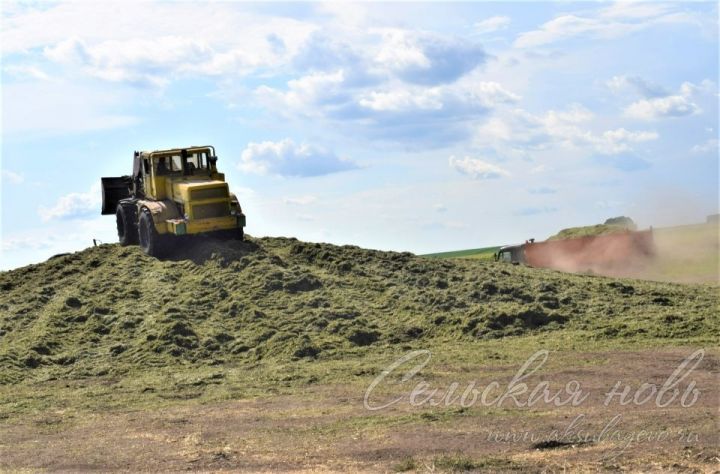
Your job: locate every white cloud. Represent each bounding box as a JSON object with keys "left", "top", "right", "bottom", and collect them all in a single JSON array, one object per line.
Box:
[
  {"left": 38, "top": 183, "right": 101, "bottom": 221},
  {"left": 358, "top": 89, "right": 442, "bottom": 112},
  {"left": 691, "top": 138, "right": 719, "bottom": 154},
  {"left": 1, "top": 169, "right": 24, "bottom": 184},
  {"left": 256, "top": 70, "right": 347, "bottom": 117},
  {"left": 514, "top": 4, "right": 702, "bottom": 48},
  {"left": 594, "top": 128, "right": 658, "bottom": 154},
  {"left": 373, "top": 29, "right": 488, "bottom": 85},
  {"left": 476, "top": 105, "right": 658, "bottom": 156},
  {"left": 515, "top": 14, "right": 634, "bottom": 48},
  {"left": 598, "top": 3, "right": 672, "bottom": 20},
  {"left": 475, "top": 16, "right": 511, "bottom": 34},
  {"left": 374, "top": 30, "right": 430, "bottom": 71},
  {"left": 625, "top": 95, "right": 698, "bottom": 120},
  {"left": 449, "top": 156, "right": 510, "bottom": 179},
  {"left": 43, "top": 36, "right": 250, "bottom": 87},
  {"left": 257, "top": 70, "right": 520, "bottom": 145},
  {"left": 6, "top": 3, "right": 317, "bottom": 87},
  {"left": 239, "top": 139, "right": 358, "bottom": 177},
  {"left": 623, "top": 81, "right": 707, "bottom": 120},
  {"left": 357, "top": 81, "right": 518, "bottom": 113},
  {"left": 3, "top": 64, "right": 50, "bottom": 81}
]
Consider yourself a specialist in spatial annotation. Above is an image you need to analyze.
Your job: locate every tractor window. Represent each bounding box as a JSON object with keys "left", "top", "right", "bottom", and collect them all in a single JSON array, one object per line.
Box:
[
  {"left": 500, "top": 251, "right": 512, "bottom": 262},
  {"left": 155, "top": 158, "right": 170, "bottom": 176},
  {"left": 187, "top": 152, "right": 207, "bottom": 170},
  {"left": 170, "top": 155, "right": 183, "bottom": 172}
]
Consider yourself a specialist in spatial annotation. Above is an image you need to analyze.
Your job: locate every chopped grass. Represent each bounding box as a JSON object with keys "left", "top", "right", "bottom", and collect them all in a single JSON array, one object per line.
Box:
[
  {"left": 0, "top": 236, "right": 717, "bottom": 420},
  {"left": 546, "top": 223, "right": 633, "bottom": 241}
]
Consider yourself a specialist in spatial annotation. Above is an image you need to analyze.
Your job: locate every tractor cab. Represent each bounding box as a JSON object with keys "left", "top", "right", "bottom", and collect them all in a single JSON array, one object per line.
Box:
[{"left": 494, "top": 244, "right": 525, "bottom": 264}]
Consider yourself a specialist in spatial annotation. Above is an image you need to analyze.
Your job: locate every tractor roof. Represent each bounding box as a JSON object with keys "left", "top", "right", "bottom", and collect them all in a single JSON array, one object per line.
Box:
[
  {"left": 498, "top": 244, "right": 524, "bottom": 251},
  {"left": 140, "top": 145, "right": 216, "bottom": 158}
]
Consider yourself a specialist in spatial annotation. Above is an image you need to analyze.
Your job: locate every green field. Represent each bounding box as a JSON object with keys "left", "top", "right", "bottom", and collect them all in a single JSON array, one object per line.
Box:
[{"left": 421, "top": 246, "right": 500, "bottom": 260}]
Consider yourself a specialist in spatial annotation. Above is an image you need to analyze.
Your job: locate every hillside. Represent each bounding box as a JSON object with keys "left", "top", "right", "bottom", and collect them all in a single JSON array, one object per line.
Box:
[
  {"left": 1, "top": 237, "right": 718, "bottom": 471},
  {"left": 1, "top": 236, "right": 717, "bottom": 385}
]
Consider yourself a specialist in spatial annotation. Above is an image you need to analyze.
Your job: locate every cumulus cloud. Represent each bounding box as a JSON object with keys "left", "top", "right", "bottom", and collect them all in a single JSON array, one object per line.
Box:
[
  {"left": 7, "top": 3, "right": 513, "bottom": 146},
  {"left": 255, "top": 70, "right": 348, "bottom": 117},
  {"left": 622, "top": 80, "right": 713, "bottom": 120},
  {"left": 477, "top": 104, "right": 658, "bottom": 156},
  {"left": 257, "top": 70, "right": 520, "bottom": 145},
  {"left": 593, "top": 128, "right": 658, "bottom": 154},
  {"left": 606, "top": 76, "right": 713, "bottom": 121},
  {"left": 29, "top": 4, "right": 317, "bottom": 88},
  {"left": 43, "top": 36, "right": 240, "bottom": 87},
  {"left": 625, "top": 93, "right": 699, "bottom": 120},
  {"left": 374, "top": 30, "right": 488, "bottom": 85},
  {"left": 474, "top": 16, "right": 511, "bottom": 34},
  {"left": 449, "top": 156, "right": 510, "bottom": 179},
  {"left": 38, "top": 183, "right": 101, "bottom": 221},
  {"left": 293, "top": 33, "right": 364, "bottom": 74},
  {"left": 239, "top": 139, "right": 358, "bottom": 177},
  {"left": 358, "top": 81, "right": 519, "bottom": 113}
]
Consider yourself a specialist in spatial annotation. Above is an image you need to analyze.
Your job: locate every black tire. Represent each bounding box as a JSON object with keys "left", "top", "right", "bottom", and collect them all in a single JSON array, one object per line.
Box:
[
  {"left": 237, "top": 227, "right": 244, "bottom": 241},
  {"left": 138, "top": 209, "right": 160, "bottom": 257},
  {"left": 116, "top": 205, "right": 138, "bottom": 246}
]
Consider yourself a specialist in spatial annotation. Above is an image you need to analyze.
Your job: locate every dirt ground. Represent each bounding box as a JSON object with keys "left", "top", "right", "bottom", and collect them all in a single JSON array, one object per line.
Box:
[{"left": 1, "top": 348, "right": 717, "bottom": 472}]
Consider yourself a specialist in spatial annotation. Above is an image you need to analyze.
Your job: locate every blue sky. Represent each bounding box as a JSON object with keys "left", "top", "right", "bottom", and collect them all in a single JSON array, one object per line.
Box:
[{"left": 1, "top": 1, "right": 718, "bottom": 270}]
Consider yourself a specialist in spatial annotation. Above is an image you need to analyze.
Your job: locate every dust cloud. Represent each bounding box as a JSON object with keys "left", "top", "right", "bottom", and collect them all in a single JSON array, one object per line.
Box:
[{"left": 530, "top": 224, "right": 718, "bottom": 284}]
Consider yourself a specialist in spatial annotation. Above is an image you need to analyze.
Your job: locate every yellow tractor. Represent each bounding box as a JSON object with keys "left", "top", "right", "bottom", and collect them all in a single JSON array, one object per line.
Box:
[{"left": 101, "top": 146, "right": 246, "bottom": 256}]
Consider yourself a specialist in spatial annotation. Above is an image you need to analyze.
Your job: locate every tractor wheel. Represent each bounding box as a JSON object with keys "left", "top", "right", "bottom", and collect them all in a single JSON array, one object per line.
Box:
[
  {"left": 116, "top": 205, "right": 138, "bottom": 246},
  {"left": 237, "top": 227, "right": 244, "bottom": 241},
  {"left": 138, "top": 209, "right": 160, "bottom": 257}
]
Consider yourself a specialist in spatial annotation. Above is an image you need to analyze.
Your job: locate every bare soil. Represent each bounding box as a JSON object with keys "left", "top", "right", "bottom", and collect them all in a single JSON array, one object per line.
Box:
[{"left": 1, "top": 348, "right": 717, "bottom": 472}]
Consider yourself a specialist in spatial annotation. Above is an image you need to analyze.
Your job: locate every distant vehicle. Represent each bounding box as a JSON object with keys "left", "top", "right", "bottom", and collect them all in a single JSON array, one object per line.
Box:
[
  {"left": 495, "top": 230, "right": 655, "bottom": 271},
  {"left": 101, "top": 146, "right": 246, "bottom": 256}
]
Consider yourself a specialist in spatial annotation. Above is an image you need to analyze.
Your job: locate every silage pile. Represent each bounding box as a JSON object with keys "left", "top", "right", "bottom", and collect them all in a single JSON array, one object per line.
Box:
[{"left": 0, "top": 237, "right": 715, "bottom": 383}]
